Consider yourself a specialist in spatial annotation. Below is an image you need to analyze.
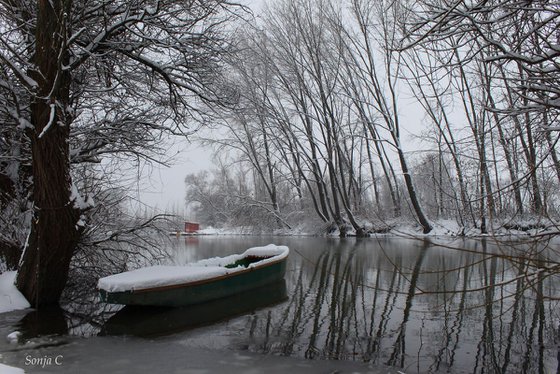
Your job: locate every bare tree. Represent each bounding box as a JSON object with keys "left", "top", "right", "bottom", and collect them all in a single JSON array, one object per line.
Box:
[{"left": 340, "top": 0, "right": 433, "bottom": 232}]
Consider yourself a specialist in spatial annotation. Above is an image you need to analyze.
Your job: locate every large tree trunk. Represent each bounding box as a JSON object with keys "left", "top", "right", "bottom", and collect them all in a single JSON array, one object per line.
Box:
[{"left": 16, "top": 0, "right": 82, "bottom": 307}]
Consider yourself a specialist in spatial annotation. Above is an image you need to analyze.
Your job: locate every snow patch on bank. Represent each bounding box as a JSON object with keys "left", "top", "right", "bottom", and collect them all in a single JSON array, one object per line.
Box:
[
  {"left": 6, "top": 331, "right": 21, "bottom": 344},
  {"left": 318, "top": 217, "right": 560, "bottom": 239},
  {"left": 184, "top": 217, "right": 560, "bottom": 239},
  {"left": 197, "top": 224, "right": 316, "bottom": 237},
  {"left": 0, "top": 363, "right": 25, "bottom": 374},
  {"left": 98, "top": 244, "right": 289, "bottom": 293},
  {"left": 389, "top": 218, "right": 560, "bottom": 238},
  {"left": 0, "top": 272, "right": 30, "bottom": 314},
  {"left": 197, "top": 226, "right": 256, "bottom": 235}
]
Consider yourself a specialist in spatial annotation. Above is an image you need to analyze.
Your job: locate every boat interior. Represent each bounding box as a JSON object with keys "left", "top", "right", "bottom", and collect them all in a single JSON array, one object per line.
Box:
[{"left": 224, "top": 255, "right": 272, "bottom": 269}]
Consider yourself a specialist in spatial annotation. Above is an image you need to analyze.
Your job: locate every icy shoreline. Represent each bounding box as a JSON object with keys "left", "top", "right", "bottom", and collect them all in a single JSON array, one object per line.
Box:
[{"left": 195, "top": 218, "right": 560, "bottom": 240}]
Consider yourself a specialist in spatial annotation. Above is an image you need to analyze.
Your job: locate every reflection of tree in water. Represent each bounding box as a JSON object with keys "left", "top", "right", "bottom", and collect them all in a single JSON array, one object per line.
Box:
[{"left": 244, "top": 238, "right": 560, "bottom": 373}]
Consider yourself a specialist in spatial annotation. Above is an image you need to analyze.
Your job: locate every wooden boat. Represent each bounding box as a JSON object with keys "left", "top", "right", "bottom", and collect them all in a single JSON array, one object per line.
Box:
[{"left": 98, "top": 244, "right": 289, "bottom": 307}]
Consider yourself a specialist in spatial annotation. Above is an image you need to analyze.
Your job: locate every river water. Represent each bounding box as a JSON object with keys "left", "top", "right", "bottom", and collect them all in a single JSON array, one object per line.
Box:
[{"left": 1, "top": 235, "right": 559, "bottom": 373}]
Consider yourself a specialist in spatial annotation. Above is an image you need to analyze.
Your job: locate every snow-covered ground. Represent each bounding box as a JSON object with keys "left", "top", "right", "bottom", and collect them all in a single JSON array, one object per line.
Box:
[
  {"left": 0, "top": 273, "right": 29, "bottom": 371},
  {"left": 197, "top": 217, "right": 560, "bottom": 239},
  {"left": 0, "top": 272, "right": 30, "bottom": 314},
  {"left": 0, "top": 363, "right": 24, "bottom": 374},
  {"left": 390, "top": 219, "right": 560, "bottom": 239}
]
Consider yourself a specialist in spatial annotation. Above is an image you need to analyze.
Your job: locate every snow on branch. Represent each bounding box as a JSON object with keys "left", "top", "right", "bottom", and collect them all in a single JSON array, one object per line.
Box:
[
  {"left": 66, "top": 9, "right": 151, "bottom": 71},
  {"left": 38, "top": 103, "right": 56, "bottom": 139},
  {"left": 0, "top": 51, "right": 38, "bottom": 90},
  {"left": 70, "top": 183, "right": 95, "bottom": 211}
]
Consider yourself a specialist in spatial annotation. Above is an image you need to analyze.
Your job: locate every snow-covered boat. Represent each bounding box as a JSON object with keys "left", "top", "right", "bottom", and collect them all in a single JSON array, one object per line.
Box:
[{"left": 97, "top": 244, "right": 289, "bottom": 307}]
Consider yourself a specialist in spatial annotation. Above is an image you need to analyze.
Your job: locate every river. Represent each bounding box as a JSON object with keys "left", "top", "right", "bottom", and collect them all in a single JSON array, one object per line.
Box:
[{"left": 1, "top": 235, "right": 559, "bottom": 373}]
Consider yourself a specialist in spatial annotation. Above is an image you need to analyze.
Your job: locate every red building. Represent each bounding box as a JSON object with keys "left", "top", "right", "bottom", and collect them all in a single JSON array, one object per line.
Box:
[{"left": 184, "top": 222, "right": 200, "bottom": 233}]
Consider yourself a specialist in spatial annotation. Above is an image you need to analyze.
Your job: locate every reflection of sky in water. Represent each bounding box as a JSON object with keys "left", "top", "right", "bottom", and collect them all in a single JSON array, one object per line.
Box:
[{"left": 1, "top": 236, "right": 559, "bottom": 373}]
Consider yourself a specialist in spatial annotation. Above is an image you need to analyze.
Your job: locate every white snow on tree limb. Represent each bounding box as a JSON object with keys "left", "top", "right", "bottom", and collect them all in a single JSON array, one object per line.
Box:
[
  {"left": 75, "top": 214, "right": 87, "bottom": 230},
  {"left": 38, "top": 103, "right": 57, "bottom": 139},
  {"left": 0, "top": 51, "right": 38, "bottom": 89},
  {"left": 66, "top": 11, "right": 149, "bottom": 70},
  {"left": 70, "top": 183, "right": 95, "bottom": 210},
  {"left": 17, "top": 117, "right": 33, "bottom": 130},
  {"left": 67, "top": 27, "right": 87, "bottom": 46}
]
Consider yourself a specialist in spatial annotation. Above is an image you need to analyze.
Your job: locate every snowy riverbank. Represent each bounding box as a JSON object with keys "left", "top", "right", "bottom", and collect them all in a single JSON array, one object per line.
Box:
[
  {"left": 0, "top": 272, "right": 30, "bottom": 314},
  {"left": 196, "top": 217, "right": 560, "bottom": 239}
]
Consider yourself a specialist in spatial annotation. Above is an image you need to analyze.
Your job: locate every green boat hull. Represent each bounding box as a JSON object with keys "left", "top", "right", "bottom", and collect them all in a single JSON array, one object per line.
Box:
[{"left": 99, "top": 259, "right": 287, "bottom": 307}]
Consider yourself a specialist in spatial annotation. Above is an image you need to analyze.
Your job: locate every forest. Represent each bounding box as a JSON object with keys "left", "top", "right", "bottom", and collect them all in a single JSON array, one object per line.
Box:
[
  {"left": 185, "top": 0, "right": 560, "bottom": 237},
  {"left": 0, "top": 0, "right": 559, "bottom": 308}
]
